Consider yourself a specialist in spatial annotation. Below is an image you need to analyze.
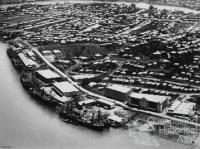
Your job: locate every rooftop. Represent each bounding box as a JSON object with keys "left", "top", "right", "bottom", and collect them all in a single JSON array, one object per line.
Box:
[
  {"left": 53, "top": 81, "right": 79, "bottom": 93},
  {"left": 173, "top": 102, "right": 196, "bottom": 116},
  {"left": 72, "top": 74, "right": 96, "bottom": 80},
  {"left": 18, "top": 53, "right": 37, "bottom": 67},
  {"left": 42, "top": 50, "right": 52, "bottom": 54},
  {"left": 36, "top": 69, "right": 61, "bottom": 79},
  {"left": 168, "top": 100, "right": 182, "bottom": 111},
  {"left": 108, "top": 115, "right": 123, "bottom": 123},
  {"left": 106, "top": 84, "right": 132, "bottom": 94},
  {"left": 130, "top": 92, "right": 170, "bottom": 103},
  {"left": 53, "top": 50, "right": 61, "bottom": 53},
  {"left": 41, "top": 87, "right": 72, "bottom": 103},
  {"left": 78, "top": 99, "right": 96, "bottom": 105}
]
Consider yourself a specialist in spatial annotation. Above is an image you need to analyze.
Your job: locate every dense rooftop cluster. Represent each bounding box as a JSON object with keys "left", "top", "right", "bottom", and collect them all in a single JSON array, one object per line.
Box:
[
  {"left": 148, "top": 0, "right": 200, "bottom": 10},
  {"left": 1, "top": 3, "right": 200, "bottom": 91}
]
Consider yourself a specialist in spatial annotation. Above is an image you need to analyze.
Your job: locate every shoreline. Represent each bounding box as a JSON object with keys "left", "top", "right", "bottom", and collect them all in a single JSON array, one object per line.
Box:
[
  {"left": 0, "top": 39, "right": 194, "bottom": 146},
  {"left": 5, "top": 38, "right": 200, "bottom": 146}
]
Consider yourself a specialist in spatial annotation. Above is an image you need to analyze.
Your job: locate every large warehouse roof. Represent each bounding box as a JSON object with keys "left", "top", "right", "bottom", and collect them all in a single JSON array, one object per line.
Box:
[
  {"left": 106, "top": 84, "right": 132, "bottom": 93},
  {"left": 130, "top": 93, "right": 170, "bottom": 103},
  {"left": 53, "top": 81, "right": 79, "bottom": 93},
  {"left": 36, "top": 69, "right": 61, "bottom": 79},
  {"left": 172, "top": 102, "right": 195, "bottom": 116}
]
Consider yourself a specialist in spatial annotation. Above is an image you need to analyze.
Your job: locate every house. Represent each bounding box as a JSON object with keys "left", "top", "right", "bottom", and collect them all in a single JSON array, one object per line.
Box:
[
  {"left": 53, "top": 50, "right": 63, "bottom": 59},
  {"left": 42, "top": 50, "right": 55, "bottom": 62}
]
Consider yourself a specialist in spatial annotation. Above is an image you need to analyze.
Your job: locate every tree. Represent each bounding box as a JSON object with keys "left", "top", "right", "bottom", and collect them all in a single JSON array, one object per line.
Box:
[{"left": 148, "top": 5, "right": 154, "bottom": 17}]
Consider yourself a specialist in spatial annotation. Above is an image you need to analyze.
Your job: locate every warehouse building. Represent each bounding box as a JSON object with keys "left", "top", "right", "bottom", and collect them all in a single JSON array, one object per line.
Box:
[
  {"left": 104, "top": 84, "right": 132, "bottom": 102},
  {"left": 41, "top": 86, "right": 72, "bottom": 104},
  {"left": 129, "top": 93, "right": 170, "bottom": 112},
  {"left": 18, "top": 53, "right": 37, "bottom": 71},
  {"left": 52, "top": 81, "right": 79, "bottom": 97},
  {"left": 34, "top": 69, "right": 62, "bottom": 86},
  {"left": 167, "top": 101, "right": 196, "bottom": 118}
]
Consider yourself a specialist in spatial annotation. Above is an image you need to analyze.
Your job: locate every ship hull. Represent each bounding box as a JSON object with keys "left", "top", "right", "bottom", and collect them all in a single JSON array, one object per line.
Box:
[
  {"left": 59, "top": 112, "right": 105, "bottom": 131},
  {"left": 20, "top": 77, "right": 32, "bottom": 90},
  {"left": 77, "top": 119, "right": 105, "bottom": 131}
]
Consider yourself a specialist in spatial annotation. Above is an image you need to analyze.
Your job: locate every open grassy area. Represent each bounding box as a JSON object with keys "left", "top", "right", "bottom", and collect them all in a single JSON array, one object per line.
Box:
[{"left": 39, "top": 43, "right": 115, "bottom": 60}]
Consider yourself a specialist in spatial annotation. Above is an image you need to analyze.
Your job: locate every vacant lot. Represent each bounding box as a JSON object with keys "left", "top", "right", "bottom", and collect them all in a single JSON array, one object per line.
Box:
[{"left": 39, "top": 43, "right": 115, "bottom": 60}]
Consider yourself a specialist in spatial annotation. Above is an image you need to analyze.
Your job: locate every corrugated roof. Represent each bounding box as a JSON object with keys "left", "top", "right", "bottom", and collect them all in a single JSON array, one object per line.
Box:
[
  {"left": 107, "top": 84, "right": 132, "bottom": 93},
  {"left": 173, "top": 102, "right": 195, "bottom": 115},
  {"left": 36, "top": 69, "right": 60, "bottom": 79},
  {"left": 169, "top": 100, "right": 182, "bottom": 111},
  {"left": 130, "top": 92, "right": 170, "bottom": 103},
  {"left": 53, "top": 81, "right": 79, "bottom": 93},
  {"left": 18, "top": 53, "right": 36, "bottom": 67}
]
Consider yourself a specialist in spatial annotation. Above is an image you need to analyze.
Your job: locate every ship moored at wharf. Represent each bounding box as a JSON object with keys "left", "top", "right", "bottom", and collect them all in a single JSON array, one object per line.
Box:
[
  {"left": 57, "top": 100, "right": 111, "bottom": 131},
  {"left": 6, "top": 39, "right": 129, "bottom": 131}
]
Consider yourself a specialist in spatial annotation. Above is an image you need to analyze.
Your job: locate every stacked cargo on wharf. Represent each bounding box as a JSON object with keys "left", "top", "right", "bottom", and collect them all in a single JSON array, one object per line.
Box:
[{"left": 56, "top": 99, "right": 110, "bottom": 131}]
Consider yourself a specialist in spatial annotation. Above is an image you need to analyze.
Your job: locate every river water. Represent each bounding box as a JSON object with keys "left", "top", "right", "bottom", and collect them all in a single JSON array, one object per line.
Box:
[
  {"left": 0, "top": 41, "right": 192, "bottom": 149},
  {"left": 1, "top": 0, "right": 200, "bottom": 14}
]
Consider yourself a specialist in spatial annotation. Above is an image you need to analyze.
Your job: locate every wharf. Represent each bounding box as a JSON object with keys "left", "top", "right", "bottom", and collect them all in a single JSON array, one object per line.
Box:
[{"left": 20, "top": 39, "right": 200, "bottom": 129}]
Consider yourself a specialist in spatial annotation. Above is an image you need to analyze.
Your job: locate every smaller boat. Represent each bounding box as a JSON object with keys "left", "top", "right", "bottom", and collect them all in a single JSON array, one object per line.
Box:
[{"left": 20, "top": 73, "right": 32, "bottom": 89}]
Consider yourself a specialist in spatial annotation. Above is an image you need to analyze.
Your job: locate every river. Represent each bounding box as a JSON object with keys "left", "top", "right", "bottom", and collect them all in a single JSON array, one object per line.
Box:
[
  {"left": 0, "top": 41, "right": 194, "bottom": 149},
  {"left": 0, "top": 0, "right": 200, "bottom": 14}
]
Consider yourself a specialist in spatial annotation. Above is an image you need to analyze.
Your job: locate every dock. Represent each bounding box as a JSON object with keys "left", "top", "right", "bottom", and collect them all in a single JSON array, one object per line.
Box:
[{"left": 18, "top": 39, "right": 200, "bottom": 129}]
